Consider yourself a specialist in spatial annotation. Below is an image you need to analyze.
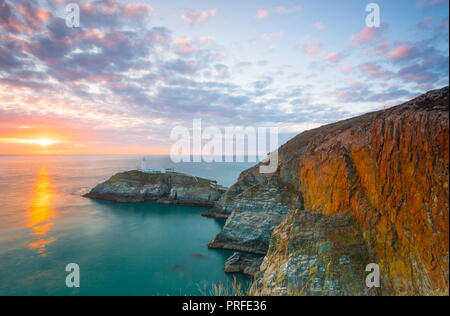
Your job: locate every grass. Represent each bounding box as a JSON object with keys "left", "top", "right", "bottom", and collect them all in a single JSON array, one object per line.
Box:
[{"left": 197, "top": 276, "right": 251, "bottom": 296}]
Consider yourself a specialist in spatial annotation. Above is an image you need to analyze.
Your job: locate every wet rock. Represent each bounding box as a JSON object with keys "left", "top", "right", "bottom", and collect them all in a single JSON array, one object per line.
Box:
[{"left": 224, "top": 252, "right": 264, "bottom": 278}]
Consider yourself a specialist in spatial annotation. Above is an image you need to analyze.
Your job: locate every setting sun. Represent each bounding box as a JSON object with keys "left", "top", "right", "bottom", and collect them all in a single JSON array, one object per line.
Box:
[
  {"left": 0, "top": 138, "right": 59, "bottom": 147},
  {"left": 35, "top": 139, "right": 57, "bottom": 147}
]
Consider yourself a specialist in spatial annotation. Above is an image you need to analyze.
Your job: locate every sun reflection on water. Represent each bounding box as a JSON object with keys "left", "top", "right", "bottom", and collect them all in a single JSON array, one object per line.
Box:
[{"left": 27, "top": 167, "right": 56, "bottom": 255}]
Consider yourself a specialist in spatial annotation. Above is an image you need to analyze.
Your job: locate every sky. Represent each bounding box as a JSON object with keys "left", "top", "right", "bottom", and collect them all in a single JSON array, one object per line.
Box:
[{"left": 0, "top": 0, "right": 448, "bottom": 155}]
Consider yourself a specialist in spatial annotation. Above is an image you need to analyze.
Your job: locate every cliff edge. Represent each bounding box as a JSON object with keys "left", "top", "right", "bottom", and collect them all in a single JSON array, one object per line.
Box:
[{"left": 210, "top": 87, "right": 449, "bottom": 295}]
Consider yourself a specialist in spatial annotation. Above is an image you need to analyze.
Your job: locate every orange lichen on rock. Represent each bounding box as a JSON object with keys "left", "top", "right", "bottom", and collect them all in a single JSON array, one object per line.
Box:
[
  {"left": 210, "top": 87, "right": 449, "bottom": 295},
  {"left": 279, "top": 87, "right": 449, "bottom": 295}
]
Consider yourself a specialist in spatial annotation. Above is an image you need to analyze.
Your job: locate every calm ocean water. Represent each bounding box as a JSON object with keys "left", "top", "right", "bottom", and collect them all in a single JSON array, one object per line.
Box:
[{"left": 0, "top": 155, "right": 254, "bottom": 296}]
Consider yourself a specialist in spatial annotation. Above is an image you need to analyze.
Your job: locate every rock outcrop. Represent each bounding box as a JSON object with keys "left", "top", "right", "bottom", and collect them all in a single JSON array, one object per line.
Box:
[
  {"left": 202, "top": 168, "right": 274, "bottom": 218},
  {"left": 208, "top": 176, "right": 298, "bottom": 254},
  {"left": 250, "top": 209, "right": 376, "bottom": 296},
  {"left": 224, "top": 252, "right": 264, "bottom": 278},
  {"left": 209, "top": 87, "right": 449, "bottom": 295},
  {"left": 85, "top": 170, "right": 226, "bottom": 206}
]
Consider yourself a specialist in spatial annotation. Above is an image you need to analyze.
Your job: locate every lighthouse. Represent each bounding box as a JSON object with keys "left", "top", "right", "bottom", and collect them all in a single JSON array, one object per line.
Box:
[
  {"left": 138, "top": 157, "right": 166, "bottom": 173},
  {"left": 142, "top": 157, "right": 147, "bottom": 171}
]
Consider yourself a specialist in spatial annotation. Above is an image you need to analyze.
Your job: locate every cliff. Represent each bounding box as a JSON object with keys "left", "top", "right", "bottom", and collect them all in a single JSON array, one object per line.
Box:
[
  {"left": 85, "top": 170, "right": 226, "bottom": 206},
  {"left": 208, "top": 176, "right": 297, "bottom": 254},
  {"left": 249, "top": 209, "right": 375, "bottom": 296},
  {"left": 209, "top": 87, "right": 449, "bottom": 295}
]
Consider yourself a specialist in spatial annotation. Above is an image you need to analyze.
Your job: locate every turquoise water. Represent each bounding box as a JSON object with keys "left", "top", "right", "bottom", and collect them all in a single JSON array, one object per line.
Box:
[{"left": 0, "top": 155, "right": 254, "bottom": 296}]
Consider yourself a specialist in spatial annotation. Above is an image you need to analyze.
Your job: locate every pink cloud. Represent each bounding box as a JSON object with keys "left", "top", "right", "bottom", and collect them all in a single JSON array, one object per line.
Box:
[
  {"left": 175, "top": 37, "right": 195, "bottom": 54},
  {"left": 181, "top": 9, "right": 218, "bottom": 24},
  {"left": 313, "top": 22, "right": 326, "bottom": 31},
  {"left": 373, "top": 41, "right": 390, "bottom": 55},
  {"left": 75, "top": 29, "right": 128, "bottom": 50},
  {"left": 260, "top": 32, "right": 284, "bottom": 41},
  {"left": 79, "top": 2, "right": 97, "bottom": 14},
  {"left": 303, "top": 41, "right": 323, "bottom": 55},
  {"left": 2, "top": 4, "right": 53, "bottom": 35},
  {"left": 213, "top": 52, "right": 227, "bottom": 60},
  {"left": 256, "top": 5, "right": 301, "bottom": 19},
  {"left": 255, "top": 9, "right": 269, "bottom": 19},
  {"left": 327, "top": 52, "right": 343, "bottom": 63},
  {"left": 341, "top": 66, "right": 353, "bottom": 73},
  {"left": 335, "top": 92, "right": 351, "bottom": 100},
  {"left": 388, "top": 45, "right": 418, "bottom": 61},
  {"left": 100, "top": 0, "right": 120, "bottom": 15},
  {"left": 359, "top": 62, "right": 394, "bottom": 79},
  {"left": 198, "top": 36, "right": 214, "bottom": 42},
  {"left": 274, "top": 5, "right": 302, "bottom": 14},
  {"left": 400, "top": 73, "right": 432, "bottom": 83},
  {"left": 122, "top": 3, "right": 154, "bottom": 18},
  {"left": 417, "top": 16, "right": 434, "bottom": 29},
  {"left": 352, "top": 26, "right": 385, "bottom": 45}
]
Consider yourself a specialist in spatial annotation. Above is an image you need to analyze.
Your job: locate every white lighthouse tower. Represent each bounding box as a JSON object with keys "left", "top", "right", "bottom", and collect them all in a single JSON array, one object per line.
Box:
[
  {"left": 142, "top": 157, "right": 147, "bottom": 171},
  {"left": 138, "top": 157, "right": 166, "bottom": 173}
]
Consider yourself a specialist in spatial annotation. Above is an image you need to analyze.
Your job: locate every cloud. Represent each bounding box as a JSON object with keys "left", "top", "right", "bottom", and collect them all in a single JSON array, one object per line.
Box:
[
  {"left": 198, "top": 36, "right": 214, "bottom": 42},
  {"left": 341, "top": 66, "right": 353, "bottom": 73},
  {"left": 0, "top": 0, "right": 52, "bottom": 34},
  {"left": 260, "top": 32, "right": 284, "bottom": 41},
  {"left": 122, "top": 3, "right": 154, "bottom": 18},
  {"left": 274, "top": 5, "right": 302, "bottom": 14},
  {"left": 417, "top": 16, "right": 434, "bottom": 29},
  {"left": 417, "top": 0, "right": 448, "bottom": 7},
  {"left": 255, "top": 5, "right": 301, "bottom": 19},
  {"left": 302, "top": 41, "right": 323, "bottom": 55},
  {"left": 327, "top": 52, "right": 343, "bottom": 63},
  {"left": 252, "top": 77, "right": 273, "bottom": 90},
  {"left": 388, "top": 45, "right": 420, "bottom": 61},
  {"left": 17, "top": 3, "right": 52, "bottom": 31},
  {"left": 313, "top": 22, "right": 326, "bottom": 31},
  {"left": 174, "top": 37, "right": 195, "bottom": 54},
  {"left": 397, "top": 55, "right": 449, "bottom": 83},
  {"left": 439, "top": 17, "right": 449, "bottom": 29},
  {"left": 214, "top": 64, "right": 230, "bottom": 79},
  {"left": 331, "top": 86, "right": 416, "bottom": 104},
  {"left": 373, "top": 41, "right": 390, "bottom": 55},
  {"left": 44, "top": 0, "right": 154, "bottom": 30},
  {"left": 255, "top": 9, "right": 269, "bottom": 19},
  {"left": 352, "top": 26, "right": 386, "bottom": 45},
  {"left": 359, "top": 39, "right": 448, "bottom": 84},
  {"left": 359, "top": 62, "right": 395, "bottom": 79},
  {"left": 181, "top": 9, "right": 218, "bottom": 24}
]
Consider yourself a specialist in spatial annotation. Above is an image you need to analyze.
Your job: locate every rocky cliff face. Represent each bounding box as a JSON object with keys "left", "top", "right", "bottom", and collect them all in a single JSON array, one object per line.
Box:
[
  {"left": 250, "top": 209, "right": 375, "bottom": 296},
  {"left": 202, "top": 167, "right": 274, "bottom": 218},
  {"left": 85, "top": 170, "right": 226, "bottom": 206},
  {"left": 224, "top": 252, "right": 264, "bottom": 278},
  {"left": 208, "top": 176, "right": 298, "bottom": 254},
  {"left": 210, "top": 87, "right": 449, "bottom": 295}
]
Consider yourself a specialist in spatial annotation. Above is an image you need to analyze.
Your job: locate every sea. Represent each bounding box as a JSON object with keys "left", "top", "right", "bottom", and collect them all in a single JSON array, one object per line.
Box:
[{"left": 0, "top": 155, "right": 255, "bottom": 296}]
